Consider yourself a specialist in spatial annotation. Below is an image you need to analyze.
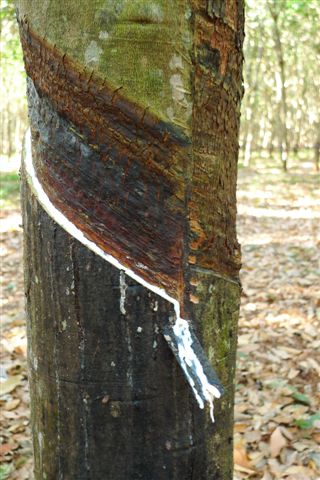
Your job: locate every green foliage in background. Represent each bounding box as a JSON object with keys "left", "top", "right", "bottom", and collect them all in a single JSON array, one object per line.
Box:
[
  {"left": 1, "top": 1, "right": 21, "bottom": 62},
  {"left": 0, "top": 0, "right": 27, "bottom": 158},
  {"left": 0, "top": 172, "right": 20, "bottom": 208},
  {"left": 241, "top": 0, "right": 320, "bottom": 168},
  {"left": 0, "top": 0, "right": 319, "bottom": 168}
]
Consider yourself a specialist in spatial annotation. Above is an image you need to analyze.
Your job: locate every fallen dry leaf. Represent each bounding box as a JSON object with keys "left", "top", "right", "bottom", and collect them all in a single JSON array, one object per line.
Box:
[
  {"left": 234, "top": 423, "right": 249, "bottom": 433},
  {"left": 244, "top": 430, "right": 262, "bottom": 443},
  {"left": 270, "top": 427, "right": 288, "bottom": 457},
  {"left": 0, "top": 443, "right": 19, "bottom": 455},
  {"left": 4, "top": 398, "right": 21, "bottom": 411},
  {"left": 261, "top": 471, "right": 273, "bottom": 480},
  {"left": 234, "top": 447, "right": 255, "bottom": 471},
  {"left": 234, "top": 463, "right": 257, "bottom": 476},
  {"left": 282, "top": 465, "right": 315, "bottom": 477},
  {"left": 0, "top": 375, "right": 23, "bottom": 396}
]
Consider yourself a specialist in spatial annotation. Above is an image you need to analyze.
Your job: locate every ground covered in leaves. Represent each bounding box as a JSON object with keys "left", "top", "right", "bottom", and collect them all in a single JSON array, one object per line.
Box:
[{"left": 0, "top": 163, "right": 319, "bottom": 479}]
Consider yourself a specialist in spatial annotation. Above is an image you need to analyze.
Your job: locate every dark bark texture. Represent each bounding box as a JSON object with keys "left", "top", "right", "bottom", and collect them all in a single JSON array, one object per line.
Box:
[
  {"left": 19, "top": 24, "right": 190, "bottom": 301},
  {"left": 18, "top": 0, "right": 244, "bottom": 478},
  {"left": 22, "top": 174, "right": 240, "bottom": 480}
]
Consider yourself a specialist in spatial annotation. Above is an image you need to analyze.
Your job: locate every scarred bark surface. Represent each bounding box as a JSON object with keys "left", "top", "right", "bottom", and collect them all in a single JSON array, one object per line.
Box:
[
  {"left": 18, "top": 0, "right": 244, "bottom": 478},
  {"left": 19, "top": 23, "right": 189, "bottom": 303},
  {"left": 22, "top": 172, "right": 240, "bottom": 480}
]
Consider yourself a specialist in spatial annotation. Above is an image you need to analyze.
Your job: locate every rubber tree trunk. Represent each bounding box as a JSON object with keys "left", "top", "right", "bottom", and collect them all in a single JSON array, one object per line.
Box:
[
  {"left": 314, "top": 126, "right": 320, "bottom": 172},
  {"left": 17, "top": 1, "right": 244, "bottom": 479},
  {"left": 269, "top": 3, "right": 289, "bottom": 171}
]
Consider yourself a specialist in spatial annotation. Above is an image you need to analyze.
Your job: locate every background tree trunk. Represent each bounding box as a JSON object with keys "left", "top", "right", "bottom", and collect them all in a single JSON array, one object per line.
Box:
[
  {"left": 269, "top": 2, "right": 289, "bottom": 171},
  {"left": 18, "top": 1, "right": 244, "bottom": 478},
  {"left": 313, "top": 123, "right": 320, "bottom": 172}
]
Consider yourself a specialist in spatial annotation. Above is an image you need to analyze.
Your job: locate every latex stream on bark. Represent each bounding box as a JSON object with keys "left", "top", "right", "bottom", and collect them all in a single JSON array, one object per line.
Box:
[{"left": 24, "top": 128, "right": 223, "bottom": 422}]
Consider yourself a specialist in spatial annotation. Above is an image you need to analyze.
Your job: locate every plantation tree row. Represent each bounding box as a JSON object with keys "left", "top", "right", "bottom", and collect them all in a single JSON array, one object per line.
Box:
[
  {"left": 241, "top": 0, "right": 319, "bottom": 170},
  {"left": 1, "top": 1, "right": 319, "bottom": 171}
]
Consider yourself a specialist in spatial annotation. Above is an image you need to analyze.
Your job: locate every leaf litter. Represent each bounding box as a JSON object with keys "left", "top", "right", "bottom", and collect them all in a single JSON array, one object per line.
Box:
[
  {"left": 234, "top": 167, "right": 320, "bottom": 480},
  {"left": 0, "top": 166, "right": 319, "bottom": 479}
]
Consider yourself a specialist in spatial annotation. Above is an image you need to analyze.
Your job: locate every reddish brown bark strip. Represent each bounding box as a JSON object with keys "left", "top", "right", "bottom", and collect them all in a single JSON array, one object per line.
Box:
[
  {"left": 19, "top": 8, "right": 243, "bottom": 316},
  {"left": 19, "top": 19, "right": 190, "bottom": 305},
  {"left": 188, "top": 2, "right": 243, "bottom": 286}
]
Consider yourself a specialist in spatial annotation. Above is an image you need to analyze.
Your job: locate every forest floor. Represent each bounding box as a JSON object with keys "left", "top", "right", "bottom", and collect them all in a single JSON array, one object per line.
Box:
[{"left": 0, "top": 161, "right": 319, "bottom": 480}]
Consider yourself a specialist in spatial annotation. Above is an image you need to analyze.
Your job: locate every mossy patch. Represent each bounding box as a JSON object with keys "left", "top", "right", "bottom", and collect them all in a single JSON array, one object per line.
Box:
[{"left": 17, "top": 0, "right": 192, "bottom": 129}]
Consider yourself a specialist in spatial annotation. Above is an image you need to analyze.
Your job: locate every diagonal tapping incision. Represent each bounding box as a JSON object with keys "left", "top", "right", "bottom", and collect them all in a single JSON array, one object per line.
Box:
[
  {"left": 20, "top": 19, "right": 224, "bottom": 422},
  {"left": 24, "top": 128, "right": 224, "bottom": 422}
]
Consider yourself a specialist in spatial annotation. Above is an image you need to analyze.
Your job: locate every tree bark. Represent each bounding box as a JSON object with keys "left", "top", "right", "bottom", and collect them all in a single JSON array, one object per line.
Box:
[
  {"left": 314, "top": 126, "right": 320, "bottom": 172},
  {"left": 242, "top": 37, "right": 264, "bottom": 166},
  {"left": 269, "top": 2, "right": 289, "bottom": 171},
  {"left": 18, "top": 1, "right": 244, "bottom": 478}
]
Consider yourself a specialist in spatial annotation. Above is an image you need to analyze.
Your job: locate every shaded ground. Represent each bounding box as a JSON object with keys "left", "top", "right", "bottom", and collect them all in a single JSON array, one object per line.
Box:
[{"left": 0, "top": 166, "right": 319, "bottom": 479}]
